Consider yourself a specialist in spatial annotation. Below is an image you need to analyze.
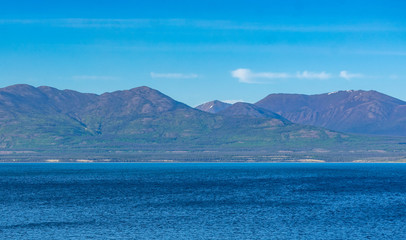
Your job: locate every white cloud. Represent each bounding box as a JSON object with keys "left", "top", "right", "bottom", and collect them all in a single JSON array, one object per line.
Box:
[
  {"left": 296, "top": 71, "right": 331, "bottom": 79},
  {"left": 232, "top": 68, "right": 332, "bottom": 83},
  {"left": 72, "top": 75, "right": 117, "bottom": 80},
  {"left": 150, "top": 72, "right": 198, "bottom": 79},
  {"left": 231, "top": 68, "right": 289, "bottom": 83},
  {"left": 339, "top": 71, "right": 363, "bottom": 80},
  {"left": 231, "top": 69, "right": 252, "bottom": 83}
]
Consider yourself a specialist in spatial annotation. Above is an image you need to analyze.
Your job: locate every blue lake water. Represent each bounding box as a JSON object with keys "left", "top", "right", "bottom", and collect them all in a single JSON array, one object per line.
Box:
[{"left": 1, "top": 163, "right": 406, "bottom": 239}]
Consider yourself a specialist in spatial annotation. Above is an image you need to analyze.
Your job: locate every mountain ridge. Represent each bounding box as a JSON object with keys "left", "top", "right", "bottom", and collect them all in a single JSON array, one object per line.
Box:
[
  {"left": 197, "top": 89, "right": 406, "bottom": 136},
  {"left": 0, "top": 84, "right": 313, "bottom": 149},
  {"left": 1, "top": 84, "right": 405, "bottom": 162},
  {"left": 255, "top": 90, "right": 406, "bottom": 136}
]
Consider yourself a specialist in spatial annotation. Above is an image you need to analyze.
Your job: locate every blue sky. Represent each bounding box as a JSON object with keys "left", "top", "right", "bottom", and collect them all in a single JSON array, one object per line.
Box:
[{"left": 1, "top": 0, "right": 406, "bottom": 106}]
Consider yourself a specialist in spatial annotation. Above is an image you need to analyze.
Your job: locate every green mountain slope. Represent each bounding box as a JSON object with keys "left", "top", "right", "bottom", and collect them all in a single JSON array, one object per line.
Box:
[
  {"left": 0, "top": 84, "right": 345, "bottom": 147},
  {"left": 0, "top": 84, "right": 405, "bottom": 162}
]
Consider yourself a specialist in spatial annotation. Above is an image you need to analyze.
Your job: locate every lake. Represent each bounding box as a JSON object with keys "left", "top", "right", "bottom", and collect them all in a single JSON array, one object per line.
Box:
[{"left": 1, "top": 163, "right": 405, "bottom": 239}]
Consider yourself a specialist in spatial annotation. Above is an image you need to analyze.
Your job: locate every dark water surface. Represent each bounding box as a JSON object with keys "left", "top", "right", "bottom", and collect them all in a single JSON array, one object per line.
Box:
[{"left": 1, "top": 163, "right": 406, "bottom": 239}]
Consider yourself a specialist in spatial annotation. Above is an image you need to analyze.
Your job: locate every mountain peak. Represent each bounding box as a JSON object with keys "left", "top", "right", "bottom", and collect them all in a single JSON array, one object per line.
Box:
[
  {"left": 196, "top": 100, "right": 231, "bottom": 113},
  {"left": 327, "top": 90, "right": 358, "bottom": 95},
  {"left": 0, "top": 84, "right": 52, "bottom": 104},
  {"left": 95, "top": 85, "right": 190, "bottom": 116},
  {"left": 129, "top": 86, "right": 155, "bottom": 92},
  {"left": 1, "top": 84, "right": 41, "bottom": 95}
]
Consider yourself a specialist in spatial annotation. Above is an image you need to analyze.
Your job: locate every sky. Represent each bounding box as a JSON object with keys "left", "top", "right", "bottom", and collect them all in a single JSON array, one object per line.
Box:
[{"left": 1, "top": 0, "right": 406, "bottom": 106}]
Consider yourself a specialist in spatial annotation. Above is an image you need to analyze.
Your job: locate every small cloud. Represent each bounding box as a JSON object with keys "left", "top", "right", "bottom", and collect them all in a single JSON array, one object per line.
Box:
[
  {"left": 296, "top": 71, "right": 331, "bottom": 79},
  {"left": 222, "top": 99, "right": 245, "bottom": 104},
  {"left": 231, "top": 68, "right": 289, "bottom": 83},
  {"left": 72, "top": 75, "right": 117, "bottom": 80},
  {"left": 231, "top": 68, "right": 252, "bottom": 83},
  {"left": 339, "top": 71, "right": 363, "bottom": 80},
  {"left": 232, "top": 68, "right": 332, "bottom": 83},
  {"left": 150, "top": 72, "right": 198, "bottom": 79}
]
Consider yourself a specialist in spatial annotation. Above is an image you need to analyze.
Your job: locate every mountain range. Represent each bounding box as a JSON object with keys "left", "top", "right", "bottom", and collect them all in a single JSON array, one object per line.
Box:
[
  {"left": 197, "top": 90, "right": 406, "bottom": 136},
  {"left": 0, "top": 84, "right": 333, "bottom": 148},
  {"left": 0, "top": 84, "right": 405, "bottom": 162}
]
